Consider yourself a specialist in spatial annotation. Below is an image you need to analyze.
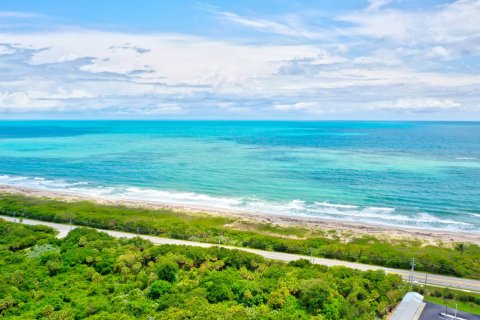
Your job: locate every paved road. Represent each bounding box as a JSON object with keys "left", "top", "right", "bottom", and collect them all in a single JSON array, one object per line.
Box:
[{"left": 3, "top": 215, "right": 480, "bottom": 293}]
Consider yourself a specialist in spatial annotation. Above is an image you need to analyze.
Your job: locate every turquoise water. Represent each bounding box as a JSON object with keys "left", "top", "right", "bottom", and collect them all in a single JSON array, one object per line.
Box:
[{"left": 0, "top": 121, "right": 479, "bottom": 232}]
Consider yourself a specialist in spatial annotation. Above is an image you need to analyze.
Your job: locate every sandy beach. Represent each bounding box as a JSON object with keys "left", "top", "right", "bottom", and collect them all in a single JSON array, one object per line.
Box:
[{"left": 1, "top": 184, "right": 479, "bottom": 245}]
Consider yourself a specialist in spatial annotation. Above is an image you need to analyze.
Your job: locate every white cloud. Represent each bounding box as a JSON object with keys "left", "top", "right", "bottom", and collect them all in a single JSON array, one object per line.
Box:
[
  {"left": 0, "top": 2, "right": 479, "bottom": 119},
  {"left": 0, "top": 11, "right": 40, "bottom": 18},
  {"left": 2, "top": 30, "right": 325, "bottom": 87},
  {"left": 30, "top": 88, "right": 94, "bottom": 100},
  {"left": 0, "top": 91, "right": 62, "bottom": 111},
  {"left": 217, "top": 11, "right": 324, "bottom": 39},
  {"left": 427, "top": 46, "right": 451, "bottom": 59},
  {"left": 115, "top": 103, "right": 184, "bottom": 115},
  {"left": 0, "top": 44, "right": 15, "bottom": 55},
  {"left": 0, "top": 29, "right": 354, "bottom": 104},
  {"left": 273, "top": 102, "right": 320, "bottom": 112},
  {"left": 0, "top": 88, "right": 95, "bottom": 112},
  {"left": 340, "top": 0, "right": 480, "bottom": 52},
  {"left": 366, "top": 0, "right": 392, "bottom": 11},
  {"left": 391, "top": 98, "right": 461, "bottom": 111},
  {"left": 215, "top": 102, "right": 251, "bottom": 114},
  {"left": 352, "top": 49, "right": 402, "bottom": 65},
  {"left": 1, "top": 27, "right": 478, "bottom": 117}
]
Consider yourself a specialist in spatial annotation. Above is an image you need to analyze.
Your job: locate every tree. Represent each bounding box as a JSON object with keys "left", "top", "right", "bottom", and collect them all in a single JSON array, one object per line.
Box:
[
  {"left": 268, "top": 286, "right": 290, "bottom": 309},
  {"left": 0, "top": 219, "right": 409, "bottom": 319},
  {"left": 155, "top": 259, "right": 179, "bottom": 282},
  {"left": 454, "top": 242, "right": 467, "bottom": 255},
  {"left": 148, "top": 280, "right": 172, "bottom": 299},
  {"left": 299, "top": 279, "right": 332, "bottom": 314}
]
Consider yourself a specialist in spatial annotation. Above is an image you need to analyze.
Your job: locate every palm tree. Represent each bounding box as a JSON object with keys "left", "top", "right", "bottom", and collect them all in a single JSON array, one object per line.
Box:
[{"left": 454, "top": 242, "right": 467, "bottom": 255}]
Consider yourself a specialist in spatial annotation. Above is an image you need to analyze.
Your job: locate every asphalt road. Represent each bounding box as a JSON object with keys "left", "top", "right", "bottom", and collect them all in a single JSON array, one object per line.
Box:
[{"left": 3, "top": 215, "right": 480, "bottom": 293}]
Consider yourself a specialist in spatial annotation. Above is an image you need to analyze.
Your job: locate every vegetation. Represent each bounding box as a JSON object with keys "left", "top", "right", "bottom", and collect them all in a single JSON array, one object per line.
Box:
[
  {"left": 413, "top": 285, "right": 480, "bottom": 315},
  {"left": 0, "top": 219, "right": 407, "bottom": 319},
  {"left": 1, "top": 193, "right": 479, "bottom": 280}
]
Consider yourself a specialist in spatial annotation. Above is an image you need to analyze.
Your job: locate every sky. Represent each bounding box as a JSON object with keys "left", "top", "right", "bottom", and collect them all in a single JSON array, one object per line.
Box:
[{"left": 0, "top": 0, "right": 479, "bottom": 120}]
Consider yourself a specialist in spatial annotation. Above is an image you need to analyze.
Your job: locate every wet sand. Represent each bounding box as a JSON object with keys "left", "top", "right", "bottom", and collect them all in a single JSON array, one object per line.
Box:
[{"left": 1, "top": 184, "right": 479, "bottom": 245}]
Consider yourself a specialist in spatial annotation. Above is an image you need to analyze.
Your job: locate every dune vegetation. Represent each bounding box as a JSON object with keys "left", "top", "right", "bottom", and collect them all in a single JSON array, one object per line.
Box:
[{"left": 0, "top": 193, "right": 479, "bottom": 280}]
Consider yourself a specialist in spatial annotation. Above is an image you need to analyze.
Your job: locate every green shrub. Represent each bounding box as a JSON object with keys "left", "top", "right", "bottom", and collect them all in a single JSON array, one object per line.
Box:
[
  {"left": 2, "top": 193, "right": 479, "bottom": 281},
  {"left": 155, "top": 259, "right": 178, "bottom": 282},
  {"left": 0, "top": 219, "right": 407, "bottom": 319},
  {"left": 148, "top": 280, "right": 172, "bottom": 299}
]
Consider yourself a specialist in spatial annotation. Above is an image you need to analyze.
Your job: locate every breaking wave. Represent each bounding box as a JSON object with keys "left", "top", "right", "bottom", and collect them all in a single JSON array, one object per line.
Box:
[{"left": 0, "top": 174, "right": 477, "bottom": 232}]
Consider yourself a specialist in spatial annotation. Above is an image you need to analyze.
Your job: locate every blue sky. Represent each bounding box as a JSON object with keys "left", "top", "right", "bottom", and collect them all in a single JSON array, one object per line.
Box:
[{"left": 0, "top": 0, "right": 479, "bottom": 119}]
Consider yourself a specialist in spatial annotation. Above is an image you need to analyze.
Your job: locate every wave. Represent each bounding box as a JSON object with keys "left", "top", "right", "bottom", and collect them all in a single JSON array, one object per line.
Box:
[
  {"left": 0, "top": 174, "right": 477, "bottom": 232},
  {"left": 314, "top": 201, "right": 359, "bottom": 209},
  {"left": 0, "top": 175, "right": 242, "bottom": 210},
  {"left": 467, "top": 213, "right": 480, "bottom": 218}
]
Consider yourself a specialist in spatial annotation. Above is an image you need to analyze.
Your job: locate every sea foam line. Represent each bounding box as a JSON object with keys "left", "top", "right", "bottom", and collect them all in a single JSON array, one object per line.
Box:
[{"left": 0, "top": 174, "right": 477, "bottom": 232}]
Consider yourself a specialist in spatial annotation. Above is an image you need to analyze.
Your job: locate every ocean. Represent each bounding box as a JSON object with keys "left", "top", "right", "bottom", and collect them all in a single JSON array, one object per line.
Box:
[{"left": 0, "top": 121, "right": 479, "bottom": 232}]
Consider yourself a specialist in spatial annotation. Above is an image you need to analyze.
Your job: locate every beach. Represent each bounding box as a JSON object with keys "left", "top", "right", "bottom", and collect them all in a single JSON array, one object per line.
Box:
[
  {"left": 1, "top": 121, "right": 479, "bottom": 233},
  {"left": 1, "top": 184, "right": 479, "bottom": 245}
]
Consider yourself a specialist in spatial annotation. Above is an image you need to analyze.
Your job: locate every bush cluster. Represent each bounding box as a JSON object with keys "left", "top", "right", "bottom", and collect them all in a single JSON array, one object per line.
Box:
[
  {"left": 0, "top": 220, "right": 407, "bottom": 319},
  {"left": 1, "top": 193, "right": 479, "bottom": 279}
]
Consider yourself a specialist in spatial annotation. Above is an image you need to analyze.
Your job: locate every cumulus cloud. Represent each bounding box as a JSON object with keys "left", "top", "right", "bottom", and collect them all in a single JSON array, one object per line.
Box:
[
  {"left": 3, "top": 30, "right": 325, "bottom": 86},
  {"left": 273, "top": 102, "right": 322, "bottom": 113},
  {"left": 391, "top": 98, "right": 461, "bottom": 112},
  {"left": 1, "top": 26, "right": 478, "bottom": 117},
  {"left": 0, "top": 87, "right": 98, "bottom": 111},
  {"left": 427, "top": 46, "right": 452, "bottom": 59},
  {"left": 0, "top": 1, "right": 479, "bottom": 119},
  {"left": 339, "top": 0, "right": 480, "bottom": 53},
  {"left": 0, "top": 91, "right": 61, "bottom": 111}
]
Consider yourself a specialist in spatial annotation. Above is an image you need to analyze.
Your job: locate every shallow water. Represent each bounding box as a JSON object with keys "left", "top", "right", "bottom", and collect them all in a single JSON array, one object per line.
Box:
[{"left": 0, "top": 121, "right": 479, "bottom": 232}]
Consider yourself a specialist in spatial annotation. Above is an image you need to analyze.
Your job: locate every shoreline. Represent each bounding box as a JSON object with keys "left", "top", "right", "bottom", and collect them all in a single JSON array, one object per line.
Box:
[{"left": 1, "top": 184, "right": 479, "bottom": 245}]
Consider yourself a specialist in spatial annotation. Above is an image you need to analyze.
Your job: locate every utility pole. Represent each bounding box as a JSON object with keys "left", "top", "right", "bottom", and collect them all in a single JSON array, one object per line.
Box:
[
  {"left": 424, "top": 274, "right": 428, "bottom": 287},
  {"left": 410, "top": 258, "right": 415, "bottom": 286}
]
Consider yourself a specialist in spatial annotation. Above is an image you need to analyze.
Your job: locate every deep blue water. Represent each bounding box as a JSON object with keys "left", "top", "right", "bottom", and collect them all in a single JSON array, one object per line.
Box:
[{"left": 0, "top": 121, "right": 479, "bottom": 232}]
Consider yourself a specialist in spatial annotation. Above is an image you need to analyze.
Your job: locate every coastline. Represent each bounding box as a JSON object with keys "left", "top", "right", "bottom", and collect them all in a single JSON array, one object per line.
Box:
[{"left": 1, "top": 184, "right": 479, "bottom": 245}]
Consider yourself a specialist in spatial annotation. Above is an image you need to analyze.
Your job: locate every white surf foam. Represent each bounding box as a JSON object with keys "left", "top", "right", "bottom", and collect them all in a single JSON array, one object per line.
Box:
[
  {"left": 0, "top": 174, "right": 476, "bottom": 232},
  {"left": 467, "top": 213, "right": 480, "bottom": 218},
  {"left": 314, "top": 201, "right": 359, "bottom": 209}
]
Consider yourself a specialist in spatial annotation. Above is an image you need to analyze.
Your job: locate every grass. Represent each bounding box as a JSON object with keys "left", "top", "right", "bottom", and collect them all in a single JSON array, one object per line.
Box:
[
  {"left": 424, "top": 295, "right": 480, "bottom": 315},
  {"left": 414, "top": 285, "right": 480, "bottom": 315},
  {"left": 228, "top": 220, "right": 324, "bottom": 238}
]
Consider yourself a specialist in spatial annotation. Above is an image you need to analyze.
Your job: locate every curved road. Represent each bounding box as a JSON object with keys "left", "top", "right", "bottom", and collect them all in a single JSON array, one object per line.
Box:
[{"left": 3, "top": 215, "right": 480, "bottom": 293}]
